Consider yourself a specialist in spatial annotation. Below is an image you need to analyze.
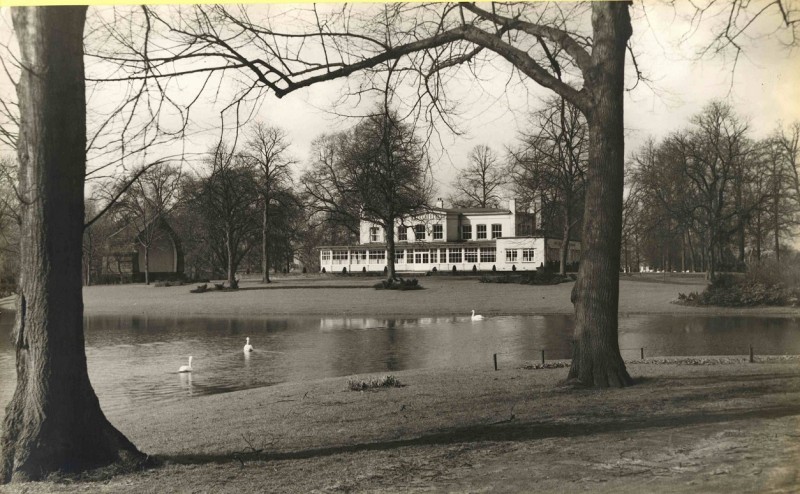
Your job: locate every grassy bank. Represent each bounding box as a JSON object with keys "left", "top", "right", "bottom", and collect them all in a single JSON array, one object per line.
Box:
[
  {"left": 0, "top": 274, "right": 783, "bottom": 318},
  {"left": 2, "top": 276, "right": 799, "bottom": 492},
  {"left": 1, "top": 359, "right": 798, "bottom": 493}
]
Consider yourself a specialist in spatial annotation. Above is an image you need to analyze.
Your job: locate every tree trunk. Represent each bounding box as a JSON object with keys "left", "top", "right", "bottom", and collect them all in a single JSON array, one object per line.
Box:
[
  {"left": 225, "top": 228, "right": 236, "bottom": 287},
  {"left": 1, "top": 7, "right": 145, "bottom": 483},
  {"left": 385, "top": 221, "right": 396, "bottom": 280},
  {"left": 567, "top": 2, "right": 633, "bottom": 388},
  {"left": 559, "top": 206, "right": 571, "bottom": 276},
  {"left": 144, "top": 245, "right": 150, "bottom": 285},
  {"left": 261, "top": 199, "right": 271, "bottom": 283}
]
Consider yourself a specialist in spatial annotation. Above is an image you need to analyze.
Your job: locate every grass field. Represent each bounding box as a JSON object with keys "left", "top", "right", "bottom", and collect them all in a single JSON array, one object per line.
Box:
[{"left": 1, "top": 275, "right": 798, "bottom": 492}]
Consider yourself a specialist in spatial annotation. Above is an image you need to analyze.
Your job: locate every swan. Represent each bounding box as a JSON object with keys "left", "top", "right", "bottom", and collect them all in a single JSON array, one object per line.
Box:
[
  {"left": 243, "top": 337, "right": 254, "bottom": 353},
  {"left": 178, "top": 356, "right": 193, "bottom": 373},
  {"left": 471, "top": 310, "right": 484, "bottom": 321}
]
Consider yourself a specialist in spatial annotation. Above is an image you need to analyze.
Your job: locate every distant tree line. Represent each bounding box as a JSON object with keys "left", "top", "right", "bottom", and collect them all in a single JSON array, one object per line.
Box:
[{"left": 624, "top": 102, "right": 799, "bottom": 280}]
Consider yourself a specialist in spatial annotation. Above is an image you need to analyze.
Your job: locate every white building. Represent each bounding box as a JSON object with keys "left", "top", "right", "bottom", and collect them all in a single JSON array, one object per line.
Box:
[{"left": 318, "top": 199, "right": 581, "bottom": 273}]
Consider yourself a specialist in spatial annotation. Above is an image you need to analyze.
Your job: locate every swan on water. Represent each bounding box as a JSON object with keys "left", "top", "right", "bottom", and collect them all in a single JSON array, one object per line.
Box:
[
  {"left": 243, "top": 337, "right": 254, "bottom": 353},
  {"left": 178, "top": 356, "right": 193, "bottom": 373},
  {"left": 471, "top": 310, "right": 484, "bottom": 321}
]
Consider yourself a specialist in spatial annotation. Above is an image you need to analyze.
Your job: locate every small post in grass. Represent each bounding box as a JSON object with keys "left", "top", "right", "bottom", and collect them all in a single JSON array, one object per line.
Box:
[
  {"left": 541, "top": 349, "right": 545, "bottom": 366},
  {"left": 641, "top": 347, "right": 644, "bottom": 360},
  {"left": 750, "top": 346, "right": 754, "bottom": 363},
  {"left": 493, "top": 353, "right": 498, "bottom": 371}
]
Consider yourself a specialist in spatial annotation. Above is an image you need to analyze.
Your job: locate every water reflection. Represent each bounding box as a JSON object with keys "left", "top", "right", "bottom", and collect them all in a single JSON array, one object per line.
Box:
[{"left": 0, "top": 312, "right": 798, "bottom": 415}]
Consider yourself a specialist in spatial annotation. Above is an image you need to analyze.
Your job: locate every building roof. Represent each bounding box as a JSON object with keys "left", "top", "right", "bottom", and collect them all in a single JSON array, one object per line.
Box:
[{"left": 431, "top": 206, "right": 512, "bottom": 215}]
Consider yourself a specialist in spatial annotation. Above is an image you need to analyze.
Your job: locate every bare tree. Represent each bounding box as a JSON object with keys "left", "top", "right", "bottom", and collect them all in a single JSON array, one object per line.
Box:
[
  {"left": 188, "top": 144, "right": 260, "bottom": 288},
  {"left": 449, "top": 145, "right": 505, "bottom": 208},
  {"left": 103, "top": 163, "right": 182, "bottom": 284},
  {"left": 509, "top": 97, "right": 588, "bottom": 275},
  {"left": 303, "top": 107, "right": 432, "bottom": 280},
  {"left": 1, "top": 6, "right": 145, "bottom": 482},
  {"left": 242, "top": 122, "right": 293, "bottom": 283}
]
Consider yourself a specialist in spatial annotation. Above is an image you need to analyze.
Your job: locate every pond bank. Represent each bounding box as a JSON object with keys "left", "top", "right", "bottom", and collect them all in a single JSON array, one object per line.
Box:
[{"left": 2, "top": 359, "right": 798, "bottom": 493}]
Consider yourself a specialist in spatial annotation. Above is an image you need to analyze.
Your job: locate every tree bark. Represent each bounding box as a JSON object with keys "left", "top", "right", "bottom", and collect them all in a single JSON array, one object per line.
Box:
[
  {"left": 559, "top": 207, "right": 571, "bottom": 276},
  {"left": 567, "top": 2, "right": 633, "bottom": 388},
  {"left": 1, "top": 6, "right": 145, "bottom": 482},
  {"left": 385, "top": 221, "right": 396, "bottom": 280}
]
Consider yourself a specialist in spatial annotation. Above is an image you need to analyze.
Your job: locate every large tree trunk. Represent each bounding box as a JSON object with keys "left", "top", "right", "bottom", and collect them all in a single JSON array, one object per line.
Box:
[
  {"left": 385, "top": 221, "right": 396, "bottom": 280},
  {"left": 1, "top": 7, "right": 145, "bottom": 483},
  {"left": 567, "top": 2, "right": 633, "bottom": 388}
]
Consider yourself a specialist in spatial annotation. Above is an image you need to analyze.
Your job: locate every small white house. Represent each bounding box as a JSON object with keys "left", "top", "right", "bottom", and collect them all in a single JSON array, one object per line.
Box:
[{"left": 318, "top": 199, "right": 581, "bottom": 273}]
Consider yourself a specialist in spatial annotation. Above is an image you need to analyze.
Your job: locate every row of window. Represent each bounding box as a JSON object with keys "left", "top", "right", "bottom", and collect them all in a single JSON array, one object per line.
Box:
[
  {"left": 370, "top": 223, "right": 504, "bottom": 242},
  {"left": 461, "top": 223, "right": 502, "bottom": 240},
  {"left": 323, "top": 247, "right": 536, "bottom": 264}
]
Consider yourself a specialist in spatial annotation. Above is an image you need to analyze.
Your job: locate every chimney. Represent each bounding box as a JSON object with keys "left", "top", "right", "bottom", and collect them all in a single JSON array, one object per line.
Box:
[
  {"left": 435, "top": 198, "right": 444, "bottom": 208},
  {"left": 508, "top": 198, "right": 516, "bottom": 213}
]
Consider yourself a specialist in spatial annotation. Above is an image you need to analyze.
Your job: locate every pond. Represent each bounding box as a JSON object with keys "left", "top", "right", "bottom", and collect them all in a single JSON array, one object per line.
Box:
[{"left": 0, "top": 312, "right": 797, "bottom": 414}]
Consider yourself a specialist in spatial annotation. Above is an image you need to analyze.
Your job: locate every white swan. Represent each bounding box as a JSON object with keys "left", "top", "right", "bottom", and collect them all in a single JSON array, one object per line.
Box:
[
  {"left": 471, "top": 310, "right": 484, "bottom": 321},
  {"left": 243, "top": 337, "right": 254, "bottom": 353},
  {"left": 178, "top": 356, "right": 193, "bottom": 373}
]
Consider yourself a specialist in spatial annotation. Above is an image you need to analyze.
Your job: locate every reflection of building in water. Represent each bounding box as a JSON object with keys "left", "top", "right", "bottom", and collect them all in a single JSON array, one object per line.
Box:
[{"left": 318, "top": 198, "right": 581, "bottom": 274}]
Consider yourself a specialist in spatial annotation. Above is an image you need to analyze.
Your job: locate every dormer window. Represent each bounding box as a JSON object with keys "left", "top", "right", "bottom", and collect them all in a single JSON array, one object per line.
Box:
[
  {"left": 398, "top": 227, "right": 407, "bottom": 241},
  {"left": 461, "top": 224, "right": 472, "bottom": 240}
]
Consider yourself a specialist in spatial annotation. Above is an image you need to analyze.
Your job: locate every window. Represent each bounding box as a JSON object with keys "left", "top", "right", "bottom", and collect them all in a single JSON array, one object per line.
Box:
[
  {"left": 448, "top": 248, "right": 462, "bottom": 263},
  {"left": 461, "top": 224, "right": 472, "bottom": 240},
  {"left": 333, "top": 250, "right": 348, "bottom": 264},
  {"left": 398, "top": 227, "right": 408, "bottom": 241},
  {"left": 433, "top": 224, "right": 443, "bottom": 240},
  {"left": 369, "top": 227, "right": 380, "bottom": 242},
  {"left": 414, "top": 250, "right": 430, "bottom": 264},
  {"left": 480, "top": 248, "right": 496, "bottom": 263},
  {"left": 437, "top": 249, "right": 446, "bottom": 263},
  {"left": 522, "top": 249, "right": 535, "bottom": 262},
  {"left": 415, "top": 224, "right": 426, "bottom": 241},
  {"left": 492, "top": 224, "right": 502, "bottom": 239},
  {"left": 476, "top": 224, "right": 487, "bottom": 239},
  {"left": 321, "top": 250, "right": 331, "bottom": 261},
  {"left": 407, "top": 250, "right": 415, "bottom": 264},
  {"left": 395, "top": 250, "right": 405, "bottom": 262},
  {"left": 352, "top": 250, "right": 367, "bottom": 264},
  {"left": 506, "top": 249, "right": 518, "bottom": 262},
  {"left": 464, "top": 248, "right": 478, "bottom": 263},
  {"left": 369, "top": 250, "right": 386, "bottom": 261}
]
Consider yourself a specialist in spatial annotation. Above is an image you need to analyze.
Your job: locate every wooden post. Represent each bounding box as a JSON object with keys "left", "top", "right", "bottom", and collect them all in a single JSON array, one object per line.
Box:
[
  {"left": 541, "top": 349, "right": 545, "bottom": 365},
  {"left": 749, "top": 346, "right": 754, "bottom": 363},
  {"left": 493, "top": 353, "right": 498, "bottom": 371},
  {"left": 640, "top": 347, "right": 644, "bottom": 360}
]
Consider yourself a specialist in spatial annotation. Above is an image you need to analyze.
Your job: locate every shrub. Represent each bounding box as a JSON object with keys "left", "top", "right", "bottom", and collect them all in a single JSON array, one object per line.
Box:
[
  {"left": 347, "top": 375, "right": 402, "bottom": 391},
  {"left": 373, "top": 277, "right": 423, "bottom": 290},
  {"left": 678, "top": 260, "right": 800, "bottom": 307}
]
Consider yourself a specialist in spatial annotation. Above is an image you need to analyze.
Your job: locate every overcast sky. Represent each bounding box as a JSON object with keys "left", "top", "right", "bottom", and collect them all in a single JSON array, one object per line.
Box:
[
  {"left": 1, "top": 2, "right": 798, "bottom": 201},
  {"left": 182, "top": 2, "right": 798, "bottom": 199}
]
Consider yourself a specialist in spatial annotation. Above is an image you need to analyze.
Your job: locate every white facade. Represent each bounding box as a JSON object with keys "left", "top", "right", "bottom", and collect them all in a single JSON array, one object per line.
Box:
[{"left": 319, "top": 199, "right": 580, "bottom": 273}]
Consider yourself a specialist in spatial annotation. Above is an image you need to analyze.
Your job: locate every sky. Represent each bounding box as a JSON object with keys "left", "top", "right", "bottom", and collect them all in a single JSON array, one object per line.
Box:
[
  {"left": 171, "top": 2, "right": 798, "bottom": 199},
  {"left": 1, "top": 2, "right": 798, "bottom": 200}
]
